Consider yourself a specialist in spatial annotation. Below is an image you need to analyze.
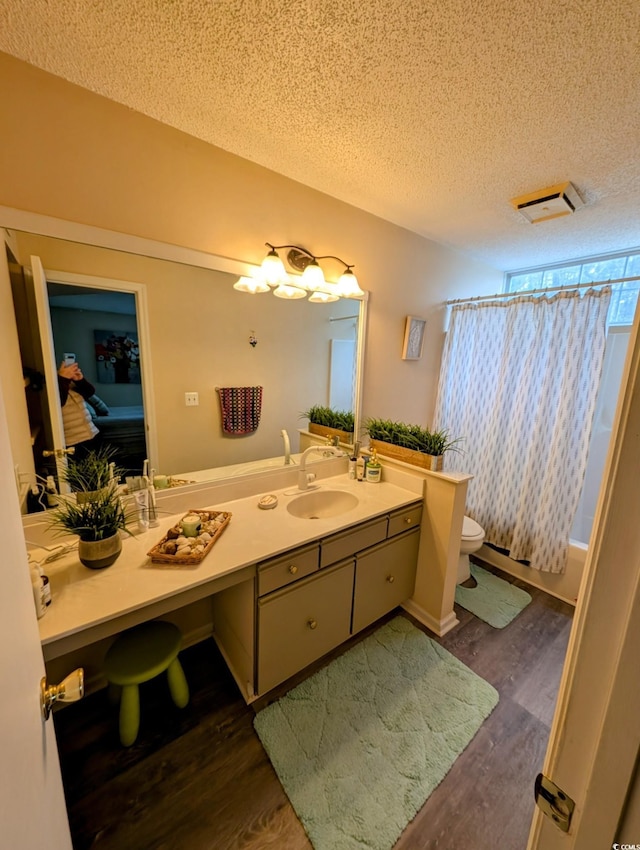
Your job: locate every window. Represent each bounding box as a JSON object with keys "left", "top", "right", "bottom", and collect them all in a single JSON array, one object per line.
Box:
[{"left": 506, "top": 250, "right": 640, "bottom": 326}]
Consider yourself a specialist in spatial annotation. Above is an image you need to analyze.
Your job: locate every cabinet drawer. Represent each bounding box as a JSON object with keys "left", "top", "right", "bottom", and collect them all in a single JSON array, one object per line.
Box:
[
  {"left": 258, "top": 560, "right": 354, "bottom": 694},
  {"left": 352, "top": 528, "right": 420, "bottom": 634},
  {"left": 387, "top": 503, "right": 423, "bottom": 538},
  {"left": 320, "top": 517, "right": 387, "bottom": 568},
  {"left": 258, "top": 543, "right": 320, "bottom": 596}
]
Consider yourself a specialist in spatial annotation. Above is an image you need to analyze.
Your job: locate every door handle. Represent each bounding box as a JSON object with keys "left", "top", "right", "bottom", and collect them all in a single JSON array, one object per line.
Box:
[
  {"left": 42, "top": 447, "right": 76, "bottom": 458},
  {"left": 40, "top": 668, "right": 84, "bottom": 720}
]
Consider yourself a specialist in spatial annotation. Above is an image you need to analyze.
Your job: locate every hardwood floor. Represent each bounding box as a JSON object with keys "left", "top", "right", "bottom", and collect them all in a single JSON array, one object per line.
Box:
[{"left": 54, "top": 562, "right": 573, "bottom": 850}]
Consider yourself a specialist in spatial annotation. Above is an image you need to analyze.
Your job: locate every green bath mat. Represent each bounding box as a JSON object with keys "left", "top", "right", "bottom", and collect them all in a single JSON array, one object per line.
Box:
[
  {"left": 253, "top": 616, "right": 498, "bottom": 850},
  {"left": 455, "top": 563, "right": 532, "bottom": 628}
]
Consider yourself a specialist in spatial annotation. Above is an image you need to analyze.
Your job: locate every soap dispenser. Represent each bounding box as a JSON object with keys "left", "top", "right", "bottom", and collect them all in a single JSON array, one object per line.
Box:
[{"left": 366, "top": 449, "right": 382, "bottom": 483}]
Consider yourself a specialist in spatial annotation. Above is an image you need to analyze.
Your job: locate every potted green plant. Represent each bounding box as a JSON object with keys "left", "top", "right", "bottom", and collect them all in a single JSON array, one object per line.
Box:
[
  {"left": 301, "top": 405, "right": 355, "bottom": 443},
  {"left": 61, "top": 444, "right": 121, "bottom": 500},
  {"left": 364, "top": 417, "right": 462, "bottom": 471},
  {"left": 49, "top": 448, "right": 132, "bottom": 569}
]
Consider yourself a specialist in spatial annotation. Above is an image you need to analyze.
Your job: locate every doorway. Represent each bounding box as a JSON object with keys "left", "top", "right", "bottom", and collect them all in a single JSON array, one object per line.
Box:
[
  {"left": 7, "top": 253, "right": 154, "bottom": 511},
  {"left": 46, "top": 280, "right": 148, "bottom": 479}
]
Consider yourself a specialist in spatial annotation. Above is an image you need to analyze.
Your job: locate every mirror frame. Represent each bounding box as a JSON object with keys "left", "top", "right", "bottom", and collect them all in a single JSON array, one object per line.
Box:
[{"left": 1, "top": 204, "right": 367, "bottom": 495}]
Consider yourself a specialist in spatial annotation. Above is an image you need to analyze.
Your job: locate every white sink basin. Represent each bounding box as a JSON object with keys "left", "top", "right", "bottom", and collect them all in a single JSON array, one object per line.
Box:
[{"left": 287, "top": 489, "right": 359, "bottom": 519}]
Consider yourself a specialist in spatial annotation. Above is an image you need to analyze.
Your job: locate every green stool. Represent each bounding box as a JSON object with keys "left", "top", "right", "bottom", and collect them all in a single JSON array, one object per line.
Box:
[{"left": 104, "top": 620, "right": 190, "bottom": 746}]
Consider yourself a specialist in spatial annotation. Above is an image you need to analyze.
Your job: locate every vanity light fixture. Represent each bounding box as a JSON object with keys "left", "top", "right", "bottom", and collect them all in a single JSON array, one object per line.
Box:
[{"left": 260, "top": 242, "right": 364, "bottom": 300}]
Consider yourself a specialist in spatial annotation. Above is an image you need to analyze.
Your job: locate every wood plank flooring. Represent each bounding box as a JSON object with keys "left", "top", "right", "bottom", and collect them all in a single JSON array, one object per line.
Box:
[{"left": 54, "top": 562, "right": 573, "bottom": 850}]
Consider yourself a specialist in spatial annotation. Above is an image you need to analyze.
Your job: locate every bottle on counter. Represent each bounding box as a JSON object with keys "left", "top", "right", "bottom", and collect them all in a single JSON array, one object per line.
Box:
[
  {"left": 365, "top": 450, "right": 382, "bottom": 483},
  {"left": 30, "top": 566, "right": 46, "bottom": 619},
  {"left": 349, "top": 441, "right": 360, "bottom": 480},
  {"left": 45, "top": 475, "right": 59, "bottom": 508},
  {"left": 36, "top": 564, "right": 52, "bottom": 606}
]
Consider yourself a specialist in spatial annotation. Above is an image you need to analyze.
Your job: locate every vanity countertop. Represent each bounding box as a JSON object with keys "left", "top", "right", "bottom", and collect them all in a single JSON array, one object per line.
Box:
[{"left": 36, "top": 475, "right": 421, "bottom": 656}]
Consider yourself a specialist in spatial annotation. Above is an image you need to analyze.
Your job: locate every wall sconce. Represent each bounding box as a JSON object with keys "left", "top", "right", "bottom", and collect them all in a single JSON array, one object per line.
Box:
[{"left": 233, "top": 243, "right": 364, "bottom": 302}]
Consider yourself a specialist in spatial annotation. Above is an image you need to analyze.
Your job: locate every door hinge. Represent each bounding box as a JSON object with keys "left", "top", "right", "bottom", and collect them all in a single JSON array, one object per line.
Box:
[{"left": 534, "top": 773, "right": 575, "bottom": 833}]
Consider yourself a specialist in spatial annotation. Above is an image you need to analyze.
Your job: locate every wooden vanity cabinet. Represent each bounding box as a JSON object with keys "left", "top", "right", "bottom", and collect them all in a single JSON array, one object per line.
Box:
[
  {"left": 388, "top": 503, "right": 423, "bottom": 536},
  {"left": 214, "top": 499, "right": 423, "bottom": 700},
  {"left": 257, "top": 543, "right": 319, "bottom": 595},
  {"left": 257, "top": 560, "right": 354, "bottom": 694},
  {"left": 352, "top": 528, "right": 420, "bottom": 633},
  {"left": 319, "top": 517, "right": 387, "bottom": 568}
]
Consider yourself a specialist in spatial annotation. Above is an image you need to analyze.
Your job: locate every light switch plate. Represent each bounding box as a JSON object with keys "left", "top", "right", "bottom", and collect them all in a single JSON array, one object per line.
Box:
[{"left": 185, "top": 392, "right": 199, "bottom": 407}]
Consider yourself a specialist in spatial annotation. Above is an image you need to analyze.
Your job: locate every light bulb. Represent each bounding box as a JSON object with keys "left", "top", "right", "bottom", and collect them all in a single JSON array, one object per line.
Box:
[
  {"left": 261, "top": 248, "right": 285, "bottom": 285},
  {"left": 273, "top": 283, "right": 307, "bottom": 300},
  {"left": 308, "top": 290, "right": 339, "bottom": 303},
  {"left": 233, "top": 276, "right": 270, "bottom": 294},
  {"left": 336, "top": 268, "right": 364, "bottom": 298},
  {"left": 301, "top": 260, "right": 325, "bottom": 291}
]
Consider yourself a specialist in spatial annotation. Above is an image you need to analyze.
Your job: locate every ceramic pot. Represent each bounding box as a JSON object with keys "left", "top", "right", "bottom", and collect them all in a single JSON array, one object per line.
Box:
[
  {"left": 75, "top": 488, "right": 109, "bottom": 505},
  {"left": 78, "top": 532, "right": 122, "bottom": 569}
]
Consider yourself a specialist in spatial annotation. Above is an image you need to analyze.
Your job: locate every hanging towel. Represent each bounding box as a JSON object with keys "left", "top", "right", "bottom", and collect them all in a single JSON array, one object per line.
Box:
[{"left": 217, "top": 386, "right": 263, "bottom": 435}]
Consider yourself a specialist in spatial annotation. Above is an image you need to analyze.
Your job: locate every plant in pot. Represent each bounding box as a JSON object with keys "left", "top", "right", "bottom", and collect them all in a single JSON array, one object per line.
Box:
[
  {"left": 301, "top": 405, "right": 355, "bottom": 443},
  {"left": 49, "top": 448, "right": 132, "bottom": 569},
  {"left": 364, "top": 418, "right": 462, "bottom": 471},
  {"left": 62, "top": 444, "right": 121, "bottom": 501}
]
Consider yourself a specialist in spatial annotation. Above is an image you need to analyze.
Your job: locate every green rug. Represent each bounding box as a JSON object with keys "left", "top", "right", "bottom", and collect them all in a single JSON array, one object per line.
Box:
[
  {"left": 253, "top": 616, "right": 498, "bottom": 850},
  {"left": 455, "top": 563, "right": 532, "bottom": 628}
]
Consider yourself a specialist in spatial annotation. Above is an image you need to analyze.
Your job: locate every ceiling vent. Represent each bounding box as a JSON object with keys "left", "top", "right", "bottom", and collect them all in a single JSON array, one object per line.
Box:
[{"left": 510, "top": 181, "right": 584, "bottom": 224}]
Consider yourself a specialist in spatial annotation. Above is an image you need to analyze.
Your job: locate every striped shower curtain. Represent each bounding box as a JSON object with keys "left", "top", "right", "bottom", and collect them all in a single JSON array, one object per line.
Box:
[{"left": 434, "top": 287, "right": 612, "bottom": 574}]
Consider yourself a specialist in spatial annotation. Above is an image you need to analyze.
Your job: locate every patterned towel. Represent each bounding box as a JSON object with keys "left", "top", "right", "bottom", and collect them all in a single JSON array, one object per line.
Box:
[{"left": 217, "top": 386, "right": 263, "bottom": 434}]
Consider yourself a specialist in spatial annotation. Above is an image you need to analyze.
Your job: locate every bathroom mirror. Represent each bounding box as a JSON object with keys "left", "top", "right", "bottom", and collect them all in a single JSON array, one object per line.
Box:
[{"left": 1, "top": 215, "right": 365, "bottom": 514}]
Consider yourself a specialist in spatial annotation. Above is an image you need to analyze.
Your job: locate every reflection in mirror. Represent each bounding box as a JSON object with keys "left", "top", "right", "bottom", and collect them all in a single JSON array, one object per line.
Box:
[
  {"left": 48, "top": 282, "right": 148, "bottom": 480},
  {"left": 1, "top": 228, "right": 364, "bottom": 514}
]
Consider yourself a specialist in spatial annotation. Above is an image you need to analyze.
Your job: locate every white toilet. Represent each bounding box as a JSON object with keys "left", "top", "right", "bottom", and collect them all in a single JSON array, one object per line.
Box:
[{"left": 458, "top": 515, "right": 486, "bottom": 584}]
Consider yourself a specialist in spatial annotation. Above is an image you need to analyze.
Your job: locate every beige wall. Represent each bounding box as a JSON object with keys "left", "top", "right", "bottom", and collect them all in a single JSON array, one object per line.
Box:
[{"left": 0, "top": 52, "right": 502, "bottom": 432}]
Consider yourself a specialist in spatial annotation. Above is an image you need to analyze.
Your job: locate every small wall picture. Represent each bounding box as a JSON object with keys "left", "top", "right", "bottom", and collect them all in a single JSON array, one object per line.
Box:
[
  {"left": 94, "top": 329, "right": 141, "bottom": 383},
  {"left": 402, "top": 316, "right": 426, "bottom": 360}
]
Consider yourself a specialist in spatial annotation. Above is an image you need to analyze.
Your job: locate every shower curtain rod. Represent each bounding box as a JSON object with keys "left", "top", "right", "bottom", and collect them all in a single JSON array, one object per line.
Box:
[{"left": 446, "top": 275, "right": 640, "bottom": 307}]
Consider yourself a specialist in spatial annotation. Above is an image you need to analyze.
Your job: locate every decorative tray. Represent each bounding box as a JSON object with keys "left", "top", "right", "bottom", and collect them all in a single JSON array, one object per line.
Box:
[{"left": 147, "top": 509, "right": 232, "bottom": 565}]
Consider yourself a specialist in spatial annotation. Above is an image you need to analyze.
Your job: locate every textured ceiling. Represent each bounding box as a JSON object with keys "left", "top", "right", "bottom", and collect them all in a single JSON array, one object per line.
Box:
[{"left": 1, "top": 0, "right": 639, "bottom": 270}]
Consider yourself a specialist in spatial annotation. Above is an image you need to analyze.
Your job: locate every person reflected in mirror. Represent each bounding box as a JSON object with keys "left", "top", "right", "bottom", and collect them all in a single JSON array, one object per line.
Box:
[{"left": 57, "top": 360, "right": 102, "bottom": 461}]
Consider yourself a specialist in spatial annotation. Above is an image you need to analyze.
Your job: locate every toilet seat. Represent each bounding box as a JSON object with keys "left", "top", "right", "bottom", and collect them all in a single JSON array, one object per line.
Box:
[{"left": 462, "top": 515, "right": 484, "bottom": 541}]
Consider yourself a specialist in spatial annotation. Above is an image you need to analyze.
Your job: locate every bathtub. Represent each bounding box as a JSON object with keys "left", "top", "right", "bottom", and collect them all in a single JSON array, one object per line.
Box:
[{"left": 476, "top": 539, "right": 587, "bottom": 606}]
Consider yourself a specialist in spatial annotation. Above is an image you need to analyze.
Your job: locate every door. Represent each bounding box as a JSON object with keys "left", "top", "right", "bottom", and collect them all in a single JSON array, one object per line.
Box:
[
  {"left": 30, "top": 255, "right": 70, "bottom": 488},
  {"left": 527, "top": 304, "right": 640, "bottom": 847},
  {"left": 0, "top": 382, "right": 72, "bottom": 848},
  {"left": 30, "top": 262, "right": 156, "bottom": 478}
]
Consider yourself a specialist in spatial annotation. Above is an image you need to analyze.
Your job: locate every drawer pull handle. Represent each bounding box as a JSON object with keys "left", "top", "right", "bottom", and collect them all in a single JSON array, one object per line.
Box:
[
  {"left": 288, "top": 564, "right": 298, "bottom": 575},
  {"left": 405, "top": 517, "right": 413, "bottom": 525},
  {"left": 307, "top": 618, "right": 318, "bottom": 630},
  {"left": 386, "top": 575, "right": 395, "bottom": 583}
]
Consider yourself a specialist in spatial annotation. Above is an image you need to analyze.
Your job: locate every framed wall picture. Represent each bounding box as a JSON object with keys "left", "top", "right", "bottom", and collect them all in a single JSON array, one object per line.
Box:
[
  {"left": 401, "top": 316, "right": 426, "bottom": 360},
  {"left": 94, "top": 329, "right": 141, "bottom": 383}
]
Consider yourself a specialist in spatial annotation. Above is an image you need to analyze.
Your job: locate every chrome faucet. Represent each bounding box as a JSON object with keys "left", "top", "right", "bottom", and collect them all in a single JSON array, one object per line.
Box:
[{"left": 297, "top": 445, "right": 344, "bottom": 491}]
